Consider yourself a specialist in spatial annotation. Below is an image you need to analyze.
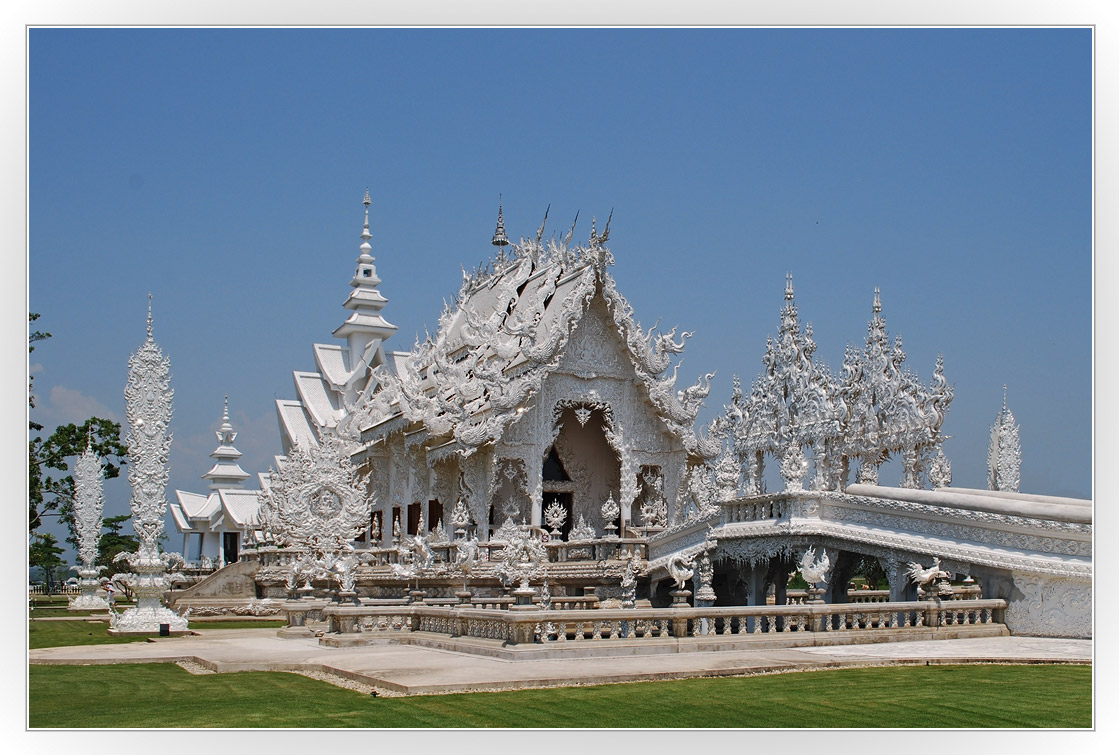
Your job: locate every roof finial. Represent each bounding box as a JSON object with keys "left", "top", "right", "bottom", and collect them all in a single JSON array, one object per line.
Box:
[
  {"left": 223, "top": 394, "right": 230, "bottom": 423},
  {"left": 1002, "top": 384, "right": 1008, "bottom": 414},
  {"left": 785, "top": 272, "right": 795, "bottom": 301},
  {"left": 491, "top": 195, "right": 509, "bottom": 248},
  {"left": 872, "top": 286, "right": 882, "bottom": 314},
  {"left": 535, "top": 204, "right": 550, "bottom": 243},
  {"left": 146, "top": 292, "right": 153, "bottom": 339},
  {"left": 360, "top": 189, "right": 372, "bottom": 251},
  {"left": 85, "top": 425, "right": 94, "bottom": 451}
]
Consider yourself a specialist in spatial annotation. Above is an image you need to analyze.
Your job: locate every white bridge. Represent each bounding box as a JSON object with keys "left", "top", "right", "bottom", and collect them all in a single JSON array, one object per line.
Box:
[{"left": 644, "top": 484, "right": 1090, "bottom": 639}]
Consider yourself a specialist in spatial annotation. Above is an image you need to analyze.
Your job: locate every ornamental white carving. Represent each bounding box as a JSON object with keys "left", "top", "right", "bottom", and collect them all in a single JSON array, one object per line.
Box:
[
  {"left": 988, "top": 389, "right": 1021, "bottom": 492},
  {"left": 711, "top": 279, "right": 952, "bottom": 495},
  {"left": 257, "top": 430, "right": 372, "bottom": 555},
  {"left": 694, "top": 547, "right": 716, "bottom": 601},
  {"left": 498, "top": 525, "right": 548, "bottom": 589},
  {"left": 1006, "top": 573, "right": 1091, "bottom": 638},
  {"left": 667, "top": 553, "right": 695, "bottom": 590},
  {"left": 928, "top": 445, "right": 952, "bottom": 488},
  {"left": 906, "top": 557, "right": 952, "bottom": 597},
  {"left": 543, "top": 499, "right": 568, "bottom": 536},
  {"left": 797, "top": 545, "right": 831, "bottom": 586},
  {"left": 111, "top": 302, "right": 188, "bottom": 632},
  {"left": 69, "top": 437, "right": 108, "bottom": 609}
]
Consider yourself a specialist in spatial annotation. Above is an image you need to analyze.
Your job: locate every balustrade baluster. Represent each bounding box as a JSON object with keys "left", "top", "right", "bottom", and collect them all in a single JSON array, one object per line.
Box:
[{"left": 593, "top": 621, "right": 603, "bottom": 640}]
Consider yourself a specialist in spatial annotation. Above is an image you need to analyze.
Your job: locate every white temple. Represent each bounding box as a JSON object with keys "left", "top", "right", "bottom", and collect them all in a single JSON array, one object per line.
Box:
[
  {"left": 170, "top": 397, "right": 264, "bottom": 567},
  {"left": 167, "top": 193, "right": 1090, "bottom": 641}
]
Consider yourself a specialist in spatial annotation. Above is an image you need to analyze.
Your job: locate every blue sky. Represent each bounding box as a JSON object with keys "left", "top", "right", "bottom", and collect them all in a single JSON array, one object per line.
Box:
[{"left": 27, "top": 28, "right": 1092, "bottom": 557}]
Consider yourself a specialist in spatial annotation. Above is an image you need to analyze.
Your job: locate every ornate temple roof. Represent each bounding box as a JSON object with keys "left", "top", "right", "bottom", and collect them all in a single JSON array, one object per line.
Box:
[
  {"left": 274, "top": 191, "right": 396, "bottom": 453},
  {"left": 352, "top": 206, "right": 714, "bottom": 458}
]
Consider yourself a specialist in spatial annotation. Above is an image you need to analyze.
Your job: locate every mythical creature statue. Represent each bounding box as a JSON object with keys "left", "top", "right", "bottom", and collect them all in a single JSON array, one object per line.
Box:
[
  {"left": 455, "top": 535, "right": 479, "bottom": 576},
  {"left": 409, "top": 532, "right": 435, "bottom": 572},
  {"left": 667, "top": 553, "right": 695, "bottom": 591},
  {"left": 906, "top": 557, "right": 952, "bottom": 593},
  {"left": 797, "top": 546, "right": 831, "bottom": 586}
]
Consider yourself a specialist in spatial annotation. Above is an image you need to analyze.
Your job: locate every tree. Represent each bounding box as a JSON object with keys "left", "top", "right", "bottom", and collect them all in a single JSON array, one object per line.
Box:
[
  {"left": 29, "top": 418, "right": 128, "bottom": 536},
  {"left": 96, "top": 514, "right": 138, "bottom": 578},
  {"left": 29, "top": 533, "right": 66, "bottom": 592},
  {"left": 27, "top": 313, "right": 128, "bottom": 535},
  {"left": 28, "top": 312, "right": 50, "bottom": 431},
  {"left": 853, "top": 554, "right": 887, "bottom": 589}
]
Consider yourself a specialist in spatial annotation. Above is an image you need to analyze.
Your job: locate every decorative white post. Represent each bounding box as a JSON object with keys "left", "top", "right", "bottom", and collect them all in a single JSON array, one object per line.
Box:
[
  {"left": 110, "top": 298, "right": 188, "bottom": 634},
  {"left": 68, "top": 435, "right": 109, "bottom": 610},
  {"left": 988, "top": 386, "right": 1022, "bottom": 492}
]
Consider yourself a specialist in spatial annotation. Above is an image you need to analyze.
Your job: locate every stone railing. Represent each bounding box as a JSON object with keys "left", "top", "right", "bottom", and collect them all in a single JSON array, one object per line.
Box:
[
  {"left": 30, "top": 584, "right": 81, "bottom": 595},
  {"left": 314, "top": 598, "right": 1007, "bottom": 646},
  {"left": 723, "top": 498, "right": 788, "bottom": 524}
]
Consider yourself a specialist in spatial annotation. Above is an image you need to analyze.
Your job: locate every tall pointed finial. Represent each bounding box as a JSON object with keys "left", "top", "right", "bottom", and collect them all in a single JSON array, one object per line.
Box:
[
  {"left": 784, "top": 272, "right": 795, "bottom": 301},
  {"left": 872, "top": 286, "right": 882, "bottom": 314},
  {"left": 564, "top": 210, "right": 579, "bottom": 246},
  {"left": 491, "top": 194, "right": 509, "bottom": 247},
  {"left": 1002, "top": 384, "right": 1008, "bottom": 414},
  {"left": 146, "top": 292, "right": 153, "bottom": 339},
  {"left": 600, "top": 208, "right": 613, "bottom": 244},
  {"left": 535, "top": 204, "right": 550, "bottom": 243},
  {"left": 86, "top": 425, "right": 94, "bottom": 451},
  {"left": 360, "top": 189, "right": 372, "bottom": 248},
  {"left": 223, "top": 394, "right": 230, "bottom": 423}
]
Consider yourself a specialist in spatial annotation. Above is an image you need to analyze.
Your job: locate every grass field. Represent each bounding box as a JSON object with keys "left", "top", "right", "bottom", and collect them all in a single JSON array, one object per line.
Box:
[
  {"left": 28, "top": 663, "right": 1091, "bottom": 728},
  {"left": 28, "top": 619, "right": 287, "bottom": 649}
]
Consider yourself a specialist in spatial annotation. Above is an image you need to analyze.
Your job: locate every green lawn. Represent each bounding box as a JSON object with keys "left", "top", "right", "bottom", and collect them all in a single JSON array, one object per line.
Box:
[
  {"left": 29, "top": 619, "right": 286, "bottom": 649},
  {"left": 28, "top": 663, "right": 1091, "bottom": 728}
]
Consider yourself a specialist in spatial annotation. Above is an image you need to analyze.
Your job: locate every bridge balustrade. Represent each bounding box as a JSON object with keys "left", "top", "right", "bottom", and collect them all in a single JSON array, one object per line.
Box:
[{"left": 315, "top": 598, "right": 1007, "bottom": 646}]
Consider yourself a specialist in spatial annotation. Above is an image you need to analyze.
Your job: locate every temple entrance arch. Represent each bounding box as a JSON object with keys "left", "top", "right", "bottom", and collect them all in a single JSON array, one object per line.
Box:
[{"left": 545, "top": 403, "right": 621, "bottom": 538}]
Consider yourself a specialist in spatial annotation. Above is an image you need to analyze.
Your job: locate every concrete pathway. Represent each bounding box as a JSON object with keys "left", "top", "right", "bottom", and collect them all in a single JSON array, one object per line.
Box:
[{"left": 28, "top": 630, "right": 1092, "bottom": 696}]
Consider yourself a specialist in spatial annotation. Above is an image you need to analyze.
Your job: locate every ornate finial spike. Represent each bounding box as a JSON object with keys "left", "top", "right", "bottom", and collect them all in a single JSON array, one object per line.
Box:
[
  {"left": 363, "top": 189, "right": 371, "bottom": 207},
  {"left": 872, "top": 286, "right": 882, "bottom": 314},
  {"left": 1003, "top": 385, "right": 1008, "bottom": 414},
  {"left": 146, "top": 293, "right": 153, "bottom": 339},
  {"left": 86, "top": 425, "right": 94, "bottom": 451},
  {"left": 536, "top": 204, "right": 550, "bottom": 243},
  {"left": 491, "top": 195, "right": 509, "bottom": 248},
  {"left": 223, "top": 395, "right": 230, "bottom": 421},
  {"left": 785, "top": 272, "right": 795, "bottom": 301}
]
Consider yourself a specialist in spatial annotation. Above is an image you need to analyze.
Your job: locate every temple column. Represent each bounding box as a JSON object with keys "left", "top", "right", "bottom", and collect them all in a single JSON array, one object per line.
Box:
[{"left": 881, "top": 556, "right": 915, "bottom": 602}]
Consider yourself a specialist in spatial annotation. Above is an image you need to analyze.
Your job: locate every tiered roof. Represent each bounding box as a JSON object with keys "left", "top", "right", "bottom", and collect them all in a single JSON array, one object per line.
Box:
[
  {"left": 354, "top": 208, "right": 714, "bottom": 459},
  {"left": 275, "top": 191, "right": 399, "bottom": 451}
]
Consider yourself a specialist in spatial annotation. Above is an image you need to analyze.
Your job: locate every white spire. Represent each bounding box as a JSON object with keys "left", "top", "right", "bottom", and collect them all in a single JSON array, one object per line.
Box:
[
  {"left": 988, "top": 385, "right": 1021, "bottom": 493},
  {"left": 202, "top": 396, "right": 250, "bottom": 490},
  {"left": 333, "top": 190, "right": 398, "bottom": 403}
]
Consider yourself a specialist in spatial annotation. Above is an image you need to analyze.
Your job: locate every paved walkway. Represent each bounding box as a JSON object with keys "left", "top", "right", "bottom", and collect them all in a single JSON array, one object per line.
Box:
[{"left": 28, "top": 630, "right": 1092, "bottom": 696}]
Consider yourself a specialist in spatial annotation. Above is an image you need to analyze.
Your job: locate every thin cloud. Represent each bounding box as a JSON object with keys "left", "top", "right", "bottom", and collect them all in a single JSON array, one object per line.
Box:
[{"left": 40, "top": 385, "right": 121, "bottom": 426}]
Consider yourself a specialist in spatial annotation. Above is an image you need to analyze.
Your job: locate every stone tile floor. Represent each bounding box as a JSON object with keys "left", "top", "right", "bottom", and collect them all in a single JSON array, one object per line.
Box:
[{"left": 28, "top": 630, "right": 1091, "bottom": 696}]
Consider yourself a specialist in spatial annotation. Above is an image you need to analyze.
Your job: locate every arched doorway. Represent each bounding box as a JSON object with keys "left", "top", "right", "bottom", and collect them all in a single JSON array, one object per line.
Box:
[{"left": 545, "top": 405, "right": 622, "bottom": 538}]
